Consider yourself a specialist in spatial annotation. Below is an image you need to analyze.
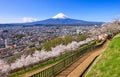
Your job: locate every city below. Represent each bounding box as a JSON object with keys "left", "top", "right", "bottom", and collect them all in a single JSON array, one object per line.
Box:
[{"left": 0, "top": 13, "right": 99, "bottom": 60}]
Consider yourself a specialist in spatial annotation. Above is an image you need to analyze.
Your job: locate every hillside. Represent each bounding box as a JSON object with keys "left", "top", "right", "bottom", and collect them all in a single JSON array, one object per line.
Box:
[
  {"left": 86, "top": 34, "right": 120, "bottom": 77},
  {"left": 27, "top": 13, "right": 103, "bottom": 25},
  {"left": 0, "top": 13, "right": 103, "bottom": 26}
]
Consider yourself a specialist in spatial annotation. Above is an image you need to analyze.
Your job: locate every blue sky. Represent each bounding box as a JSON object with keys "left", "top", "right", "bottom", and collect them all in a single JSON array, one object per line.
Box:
[{"left": 0, "top": 0, "right": 120, "bottom": 23}]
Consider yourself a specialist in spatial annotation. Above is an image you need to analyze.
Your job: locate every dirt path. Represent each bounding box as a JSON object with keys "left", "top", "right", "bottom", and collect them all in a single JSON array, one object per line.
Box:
[
  {"left": 22, "top": 40, "right": 110, "bottom": 77},
  {"left": 56, "top": 40, "right": 110, "bottom": 77}
]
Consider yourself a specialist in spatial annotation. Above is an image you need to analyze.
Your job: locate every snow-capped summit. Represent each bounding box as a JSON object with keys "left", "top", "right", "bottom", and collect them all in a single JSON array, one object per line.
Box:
[{"left": 52, "top": 13, "right": 68, "bottom": 19}]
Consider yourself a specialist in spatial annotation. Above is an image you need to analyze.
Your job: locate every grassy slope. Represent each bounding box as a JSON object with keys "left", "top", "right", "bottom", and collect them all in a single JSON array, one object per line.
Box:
[{"left": 86, "top": 35, "right": 120, "bottom": 77}]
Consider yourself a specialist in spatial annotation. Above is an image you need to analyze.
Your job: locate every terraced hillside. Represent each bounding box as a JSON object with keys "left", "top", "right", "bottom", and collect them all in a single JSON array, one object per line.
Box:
[{"left": 86, "top": 34, "right": 120, "bottom": 77}]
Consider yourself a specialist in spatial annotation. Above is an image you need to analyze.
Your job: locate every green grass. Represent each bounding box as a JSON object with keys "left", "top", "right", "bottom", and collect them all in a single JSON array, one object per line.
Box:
[
  {"left": 8, "top": 41, "right": 95, "bottom": 77},
  {"left": 86, "top": 34, "right": 120, "bottom": 77}
]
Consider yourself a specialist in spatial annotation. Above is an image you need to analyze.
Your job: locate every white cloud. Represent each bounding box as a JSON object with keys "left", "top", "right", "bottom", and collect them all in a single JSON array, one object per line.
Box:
[{"left": 22, "top": 17, "right": 37, "bottom": 22}]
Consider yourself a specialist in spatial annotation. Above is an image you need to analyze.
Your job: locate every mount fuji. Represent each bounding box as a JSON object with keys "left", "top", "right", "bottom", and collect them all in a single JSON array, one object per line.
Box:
[
  {"left": 0, "top": 13, "right": 103, "bottom": 27},
  {"left": 28, "top": 13, "right": 103, "bottom": 25}
]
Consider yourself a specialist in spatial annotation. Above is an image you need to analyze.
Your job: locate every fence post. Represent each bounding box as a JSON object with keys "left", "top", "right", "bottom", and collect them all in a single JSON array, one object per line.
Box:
[
  {"left": 71, "top": 56, "right": 73, "bottom": 62},
  {"left": 52, "top": 66, "right": 54, "bottom": 76},
  {"left": 64, "top": 59, "right": 66, "bottom": 67}
]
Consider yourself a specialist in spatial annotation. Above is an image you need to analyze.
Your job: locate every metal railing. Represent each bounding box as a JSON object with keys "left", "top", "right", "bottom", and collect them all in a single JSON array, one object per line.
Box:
[{"left": 30, "top": 41, "right": 105, "bottom": 77}]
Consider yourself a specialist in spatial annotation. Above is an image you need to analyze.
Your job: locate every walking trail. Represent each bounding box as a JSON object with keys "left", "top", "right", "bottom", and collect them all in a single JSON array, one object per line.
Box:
[
  {"left": 56, "top": 40, "right": 110, "bottom": 77},
  {"left": 22, "top": 40, "right": 110, "bottom": 77}
]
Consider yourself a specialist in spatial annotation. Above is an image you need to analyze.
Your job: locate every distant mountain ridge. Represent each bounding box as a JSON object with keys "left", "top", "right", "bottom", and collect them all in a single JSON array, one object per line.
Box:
[
  {"left": 0, "top": 13, "right": 104, "bottom": 26},
  {"left": 27, "top": 13, "right": 103, "bottom": 25},
  {"left": 29, "top": 18, "right": 103, "bottom": 25}
]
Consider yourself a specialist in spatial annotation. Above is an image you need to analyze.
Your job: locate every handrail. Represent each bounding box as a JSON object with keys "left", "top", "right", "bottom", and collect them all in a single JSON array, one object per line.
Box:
[{"left": 30, "top": 40, "right": 105, "bottom": 77}]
